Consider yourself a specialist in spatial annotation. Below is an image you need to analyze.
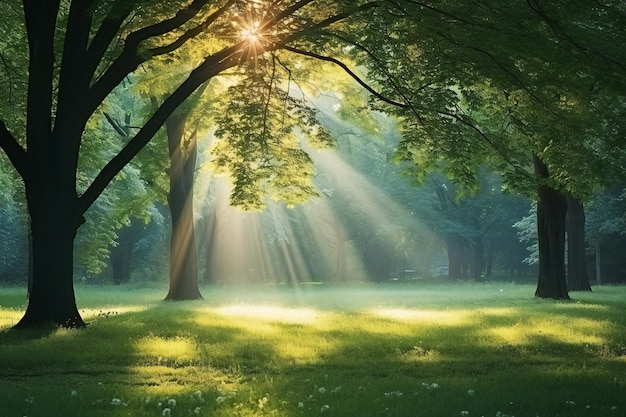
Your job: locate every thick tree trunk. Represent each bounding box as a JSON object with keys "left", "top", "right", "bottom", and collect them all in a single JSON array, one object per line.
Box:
[
  {"left": 17, "top": 189, "right": 85, "bottom": 328},
  {"left": 164, "top": 115, "right": 202, "bottom": 300},
  {"left": 533, "top": 156, "right": 570, "bottom": 300},
  {"left": 566, "top": 194, "right": 591, "bottom": 291}
]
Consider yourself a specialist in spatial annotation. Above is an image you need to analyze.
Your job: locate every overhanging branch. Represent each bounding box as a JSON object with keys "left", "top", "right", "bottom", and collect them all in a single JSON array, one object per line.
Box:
[{"left": 283, "top": 45, "right": 409, "bottom": 109}]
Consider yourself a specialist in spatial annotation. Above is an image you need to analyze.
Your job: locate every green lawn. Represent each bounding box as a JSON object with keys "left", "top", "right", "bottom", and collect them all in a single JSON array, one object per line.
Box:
[{"left": 1, "top": 282, "right": 625, "bottom": 417}]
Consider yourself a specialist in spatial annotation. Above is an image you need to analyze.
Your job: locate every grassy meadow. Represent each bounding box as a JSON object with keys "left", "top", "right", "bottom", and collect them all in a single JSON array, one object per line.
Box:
[{"left": 1, "top": 282, "right": 625, "bottom": 417}]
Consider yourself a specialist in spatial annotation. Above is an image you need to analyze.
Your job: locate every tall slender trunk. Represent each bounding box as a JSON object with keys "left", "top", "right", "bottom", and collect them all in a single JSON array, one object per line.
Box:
[
  {"left": 164, "top": 115, "right": 202, "bottom": 300},
  {"left": 533, "top": 155, "right": 569, "bottom": 299},
  {"left": 566, "top": 194, "right": 591, "bottom": 291},
  {"left": 472, "top": 237, "right": 484, "bottom": 281},
  {"left": 595, "top": 242, "right": 602, "bottom": 284}
]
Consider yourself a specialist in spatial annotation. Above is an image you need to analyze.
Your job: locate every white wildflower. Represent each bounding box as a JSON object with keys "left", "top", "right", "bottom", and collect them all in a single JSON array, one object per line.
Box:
[
  {"left": 194, "top": 406, "right": 201, "bottom": 415},
  {"left": 298, "top": 402, "right": 304, "bottom": 408},
  {"left": 216, "top": 396, "right": 227, "bottom": 404},
  {"left": 321, "top": 404, "right": 330, "bottom": 412},
  {"left": 461, "top": 411, "right": 469, "bottom": 416},
  {"left": 565, "top": 400, "right": 575, "bottom": 406},
  {"left": 168, "top": 398, "right": 177, "bottom": 408},
  {"left": 110, "top": 398, "right": 123, "bottom": 406},
  {"left": 467, "top": 389, "right": 475, "bottom": 396},
  {"left": 318, "top": 387, "right": 326, "bottom": 394},
  {"left": 162, "top": 408, "right": 171, "bottom": 417},
  {"left": 70, "top": 390, "right": 78, "bottom": 397}
]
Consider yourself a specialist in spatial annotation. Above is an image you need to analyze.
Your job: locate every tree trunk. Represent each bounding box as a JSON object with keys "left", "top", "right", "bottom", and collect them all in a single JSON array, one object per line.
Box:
[
  {"left": 472, "top": 238, "right": 485, "bottom": 281},
  {"left": 533, "top": 156, "right": 570, "bottom": 300},
  {"left": 446, "top": 237, "right": 465, "bottom": 280},
  {"left": 595, "top": 241, "right": 602, "bottom": 284},
  {"left": 566, "top": 194, "right": 592, "bottom": 291},
  {"left": 164, "top": 114, "right": 202, "bottom": 300},
  {"left": 110, "top": 221, "right": 135, "bottom": 284},
  {"left": 17, "top": 186, "right": 85, "bottom": 328}
]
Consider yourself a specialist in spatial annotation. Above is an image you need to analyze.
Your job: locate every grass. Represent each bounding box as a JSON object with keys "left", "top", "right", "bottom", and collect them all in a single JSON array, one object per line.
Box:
[{"left": 0, "top": 281, "right": 625, "bottom": 417}]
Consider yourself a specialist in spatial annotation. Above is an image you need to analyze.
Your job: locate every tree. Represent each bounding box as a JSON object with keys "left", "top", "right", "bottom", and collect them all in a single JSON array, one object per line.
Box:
[
  {"left": 0, "top": 0, "right": 389, "bottom": 328},
  {"left": 351, "top": 0, "right": 626, "bottom": 298}
]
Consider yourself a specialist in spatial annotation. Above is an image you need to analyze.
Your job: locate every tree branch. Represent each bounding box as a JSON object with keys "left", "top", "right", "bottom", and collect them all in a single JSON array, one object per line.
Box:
[
  {"left": 78, "top": 45, "right": 241, "bottom": 215},
  {"left": 527, "top": 0, "right": 626, "bottom": 71},
  {"left": 283, "top": 46, "right": 408, "bottom": 109},
  {"left": 0, "top": 120, "right": 27, "bottom": 178},
  {"left": 148, "top": 0, "right": 237, "bottom": 56},
  {"left": 86, "top": 0, "right": 229, "bottom": 118}
]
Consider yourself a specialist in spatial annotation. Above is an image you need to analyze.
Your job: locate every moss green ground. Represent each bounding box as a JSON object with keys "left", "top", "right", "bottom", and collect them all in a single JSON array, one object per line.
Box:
[{"left": 1, "top": 282, "right": 625, "bottom": 417}]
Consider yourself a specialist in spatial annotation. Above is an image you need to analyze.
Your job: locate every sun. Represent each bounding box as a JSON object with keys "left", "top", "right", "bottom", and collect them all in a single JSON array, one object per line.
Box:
[
  {"left": 230, "top": 2, "right": 272, "bottom": 62},
  {"left": 240, "top": 20, "right": 261, "bottom": 43}
]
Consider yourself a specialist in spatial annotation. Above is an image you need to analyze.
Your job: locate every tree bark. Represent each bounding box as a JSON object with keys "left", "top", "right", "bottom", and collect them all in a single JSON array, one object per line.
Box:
[
  {"left": 110, "top": 221, "right": 137, "bottom": 284},
  {"left": 17, "top": 185, "right": 85, "bottom": 328},
  {"left": 533, "top": 156, "right": 570, "bottom": 299},
  {"left": 566, "top": 194, "right": 591, "bottom": 291},
  {"left": 164, "top": 114, "right": 202, "bottom": 300}
]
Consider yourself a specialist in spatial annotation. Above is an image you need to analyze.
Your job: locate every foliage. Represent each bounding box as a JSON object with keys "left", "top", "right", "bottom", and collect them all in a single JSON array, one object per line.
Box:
[{"left": 211, "top": 57, "right": 333, "bottom": 210}]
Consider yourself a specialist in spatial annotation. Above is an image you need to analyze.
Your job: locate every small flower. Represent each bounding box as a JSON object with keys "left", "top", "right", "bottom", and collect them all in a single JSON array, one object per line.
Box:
[
  {"left": 565, "top": 400, "right": 576, "bottom": 406},
  {"left": 194, "top": 406, "right": 201, "bottom": 415},
  {"left": 318, "top": 387, "right": 326, "bottom": 394},
  {"left": 162, "top": 408, "right": 171, "bottom": 417},
  {"left": 467, "top": 389, "right": 475, "bottom": 396},
  {"left": 70, "top": 390, "right": 78, "bottom": 397},
  {"left": 216, "top": 396, "right": 227, "bottom": 404},
  {"left": 194, "top": 390, "right": 203, "bottom": 399},
  {"left": 461, "top": 411, "right": 469, "bottom": 416},
  {"left": 110, "top": 398, "right": 123, "bottom": 406},
  {"left": 168, "top": 398, "right": 177, "bottom": 408},
  {"left": 143, "top": 396, "right": 151, "bottom": 404},
  {"left": 321, "top": 404, "right": 330, "bottom": 412},
  {"left": 298, "top": 402, "right": 304, "bottom": 408}
]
